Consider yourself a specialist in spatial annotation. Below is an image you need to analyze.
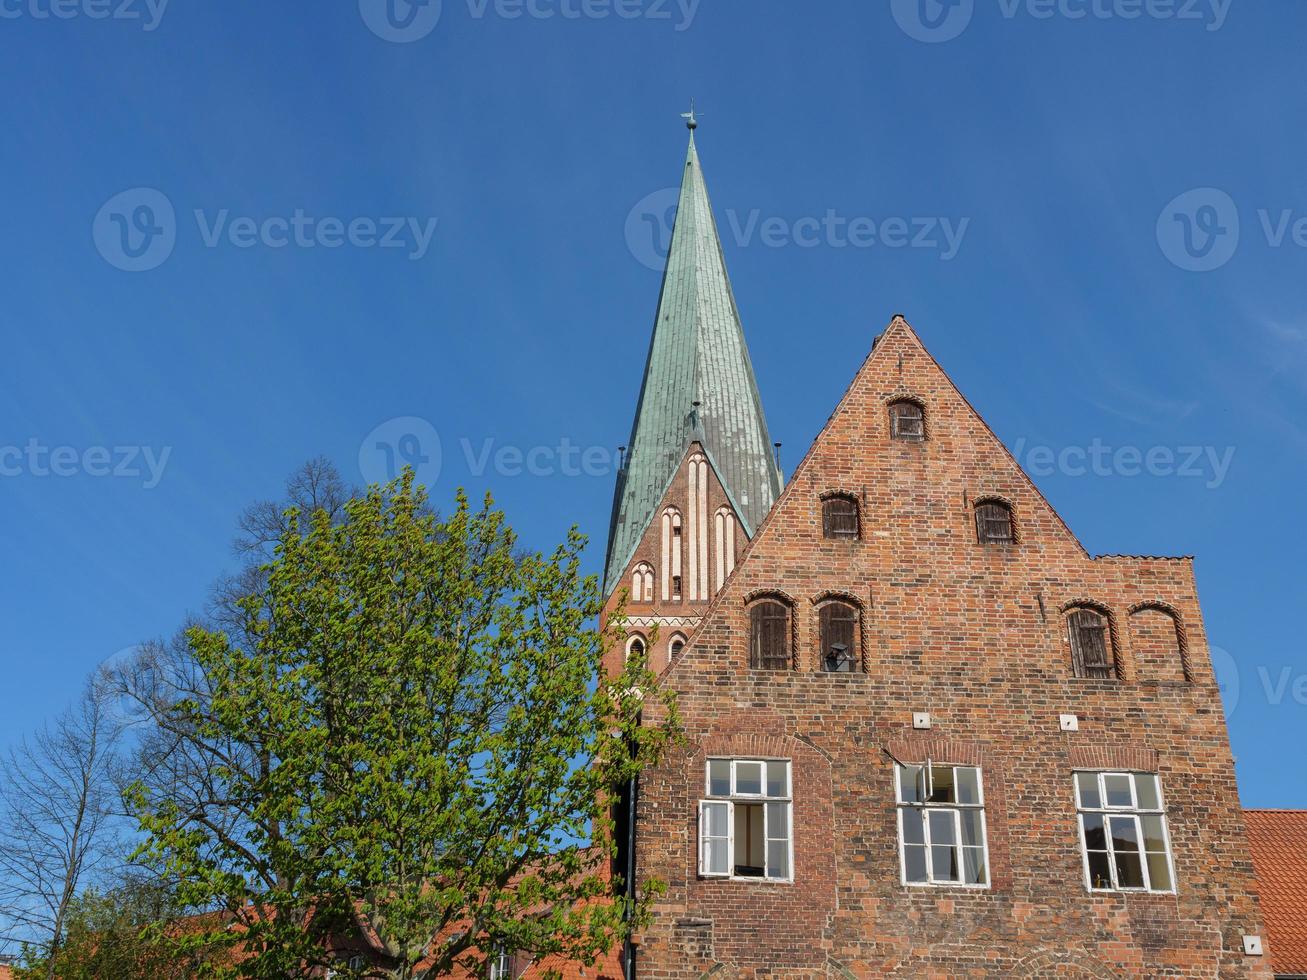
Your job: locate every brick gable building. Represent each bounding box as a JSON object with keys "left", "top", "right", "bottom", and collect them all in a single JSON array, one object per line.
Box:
[{"left": 602, "top": 120, "right": 1274, "bottom": 978}]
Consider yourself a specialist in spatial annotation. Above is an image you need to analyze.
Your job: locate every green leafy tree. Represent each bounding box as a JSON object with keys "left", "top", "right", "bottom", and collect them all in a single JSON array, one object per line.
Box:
[
  {"left": 128, "top": 473, "right": 676, "bottom": 979},
  {"left": 16, "top": 877, "right": 209, "bottom": 980}
]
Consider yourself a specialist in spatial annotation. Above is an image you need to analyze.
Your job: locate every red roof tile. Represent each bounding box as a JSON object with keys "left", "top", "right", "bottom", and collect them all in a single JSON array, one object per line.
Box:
[{"left": 1247, "top": 809, "right": 1307, "bottom": 976}]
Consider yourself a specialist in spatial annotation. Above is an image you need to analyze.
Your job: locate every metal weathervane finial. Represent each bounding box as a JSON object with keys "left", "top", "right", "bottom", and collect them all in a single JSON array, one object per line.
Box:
[{"left": 681, "top": 100, "right": 699, "bottom": 131}]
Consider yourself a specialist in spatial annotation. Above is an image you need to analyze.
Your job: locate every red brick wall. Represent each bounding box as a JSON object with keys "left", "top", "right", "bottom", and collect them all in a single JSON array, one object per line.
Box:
[{"left": 629, "top": 318, "right": 1271, "bottom": 979}]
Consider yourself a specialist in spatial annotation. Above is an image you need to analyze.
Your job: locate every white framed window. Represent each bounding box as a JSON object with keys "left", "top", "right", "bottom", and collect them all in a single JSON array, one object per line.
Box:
[
  {"left": 698, "top": 759, "right": 792, "bottom": 881},
  {"left": 1075, "top": 771, "right": 1175, "bottom": 893},
  {"left": 488, "top": 948, "right": 511, "bottom": 980},
  {"left": 895, "top": 763, "right": 990, "bottom": 888}
]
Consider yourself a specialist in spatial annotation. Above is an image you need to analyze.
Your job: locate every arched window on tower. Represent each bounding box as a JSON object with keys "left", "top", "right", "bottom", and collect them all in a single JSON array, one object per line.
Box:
[
  {"left": 630, "top": 562, "right": 654, "bottom": 603},
  {"left": 626, "top": 634, "right": 647, "bottom": 664},
  {"left": 714, "top": 506, "right": 737, "bottom": 591},
  {"left": 662, "top": 508, "right": 683, "bottom": 601}
]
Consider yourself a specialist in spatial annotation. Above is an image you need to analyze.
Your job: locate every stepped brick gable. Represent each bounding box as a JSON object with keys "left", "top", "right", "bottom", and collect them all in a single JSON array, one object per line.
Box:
[{"left": 627, "top": 317, "right": 1272, "bottom": 978}]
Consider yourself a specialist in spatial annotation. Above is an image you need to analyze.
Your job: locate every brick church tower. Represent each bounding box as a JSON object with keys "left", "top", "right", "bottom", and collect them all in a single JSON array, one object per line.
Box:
[{"left": 603, "top": 122, "right": 1273, "bottom": 978}]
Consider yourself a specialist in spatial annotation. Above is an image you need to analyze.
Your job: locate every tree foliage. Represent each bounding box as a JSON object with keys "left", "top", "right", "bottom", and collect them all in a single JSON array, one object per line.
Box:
[{"left": 127, "top": 472, "right": 676, "bottom": 978}]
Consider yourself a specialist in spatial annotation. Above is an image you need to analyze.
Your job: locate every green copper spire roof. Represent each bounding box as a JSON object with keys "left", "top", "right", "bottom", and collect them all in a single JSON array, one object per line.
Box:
[{"left": 604, "top": 124, "right": 783, "bottom": 595}]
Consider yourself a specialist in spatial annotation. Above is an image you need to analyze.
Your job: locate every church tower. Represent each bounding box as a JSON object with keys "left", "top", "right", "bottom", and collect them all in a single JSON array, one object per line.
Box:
[{"left": 602, "top": 114, "right": 783, "bottom": 676}]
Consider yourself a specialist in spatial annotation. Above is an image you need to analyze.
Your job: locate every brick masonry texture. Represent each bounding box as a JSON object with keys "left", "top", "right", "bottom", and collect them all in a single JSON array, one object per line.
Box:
[{"left": 619, "top": 317, "right": 1272, "bottom": 978}]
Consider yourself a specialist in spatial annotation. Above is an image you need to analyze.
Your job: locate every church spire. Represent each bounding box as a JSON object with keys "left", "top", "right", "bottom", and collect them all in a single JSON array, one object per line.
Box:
[{"left": 604, "top": 119, "right": 783, "bottom": 596}]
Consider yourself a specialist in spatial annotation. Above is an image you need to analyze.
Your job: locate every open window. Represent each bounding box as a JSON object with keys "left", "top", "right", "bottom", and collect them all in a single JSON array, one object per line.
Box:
[
  {"left": 699, "top": 759, "right": 792, "bottom": 881},
  {"left": 1067, "top": 608, "right": 1116, "bottom": 680},
  {"left": 749, "top": 600, "right": 791, "bottom": 670},
  {"left": 1075, "top": 771, "right": 1175, "bottom": 893},
  {"left": 896, "top": 763, "right": 990, "bottom": 888},
  {"left": 819, "top": 601, "right": 859, "bottom": 673}
]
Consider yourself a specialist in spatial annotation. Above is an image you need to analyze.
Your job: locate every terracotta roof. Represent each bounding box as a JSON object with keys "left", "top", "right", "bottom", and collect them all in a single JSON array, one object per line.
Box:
[{"left": 1246, "top": 809, "right": 1307, "bottom": 976}]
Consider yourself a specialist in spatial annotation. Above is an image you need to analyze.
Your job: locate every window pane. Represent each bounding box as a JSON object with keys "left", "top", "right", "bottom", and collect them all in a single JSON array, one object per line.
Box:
[
  {"left": 928, "top": 765, "right": 956, "bottom": 804},
  {"left": 704, "top": 838, "right": 728, "bottom": 875},
  {"left": 960, "top": 810, "right": 984, "bottom": 847},
  {"left": 1134, "top": 774, "right": 1162, "bottom": 811},
  {"left": 931, "top": 845, "right": 960, "bottom": 882},
  {"left": 1140, "top": 815, "right": 1168, "bottom": 853},
  {"left": 901, "top": 810, "right": 925, "bottom": 845},
  {"left": 1077, "top": 772, "right": 1102, "bottom": 809},
  {"left": 704, "top": 801, "right": 728, "bottom": 838},
  {"left": 735, "top": 761, "right": 762, "bottom": 795},
  {"left": 766, "top": 840, "right": 789, "bottom": 879},
  {"left": 1104, "top": 773, "right": 1134, "bottom": 808},
  {"left": 766, "top": 761, "right": 788, "bottom": 798},
  {"left": 1086, "top": 850, "right": 1112, "bottom": 889},
  {"left": 928, "top": 810, "right": 958, "bottom": 845},
  {"left": 1081, "top": 813, "right": 1107, "bottom": 850},
  {"left": 766, "top": 802, "right": 789, "bottom": 839},
  {"left": 955, "top": 767, "right": 981, "bottom": 806},
  {"left": 899, "top": 765, "right": 923, "bottom": 804},
  {"left": 1115, "top": 851, "right": 1145, "bottom": 889},
  {"left": 1109, "top": 816, "right": 1140, "bottom": 853},
  {"left": 1146, "top": 852, "right": 1173, "bottom": 892},
  {"left": 904, "top": 844, "right": 929, "bottom": 883},
  {"left": 708, "top": 760, "right": 730, "bottom": 797},
  {"left": 963, "top": 847, "right": 987, "bottom": 885}
]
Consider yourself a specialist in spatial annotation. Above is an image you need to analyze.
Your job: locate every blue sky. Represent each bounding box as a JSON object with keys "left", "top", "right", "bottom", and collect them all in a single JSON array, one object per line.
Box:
[{"left": 0, "top": 0, "right": 1303, "bottom": 807}]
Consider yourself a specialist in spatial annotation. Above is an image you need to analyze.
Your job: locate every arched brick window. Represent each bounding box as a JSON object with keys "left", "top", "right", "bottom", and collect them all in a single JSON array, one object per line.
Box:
[
  {"left": 749, "top": 600, "right": 791, "bottom": 671},
  {"left": 669, "top": 632, "right": 688, "bottom": 660},
  {"left": 819, "top": 601, "right": 859, "bottom": 673},
  {"left": 625, "top": 634, "right": 647, "bottom": 664},
  {"left": 630, "top": 562, "right": 654, "bottom": 603},
  {"left": 888, "top": 399, "right": 926, "bottom": 442},
  {"left": 975, "top": 499, "right": 1015, "bottom": 545},
  {"left": 822, "top": 494, "right": 859, "bottom": 540},
  {"left": 1067, "top": 608, "right": 1117, "bottom": 680}
]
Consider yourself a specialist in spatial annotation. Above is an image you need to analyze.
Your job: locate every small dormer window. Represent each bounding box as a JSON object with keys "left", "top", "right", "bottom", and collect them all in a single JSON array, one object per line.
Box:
[
  {"left": 822, "top": 495, "right": 859, "bottom": 540},
  {"left": 975, "top": 501, "right": 1014, "bottom": 545},
  {"left": 889, "top": 400, "right": 925, "bottom": 442}
]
